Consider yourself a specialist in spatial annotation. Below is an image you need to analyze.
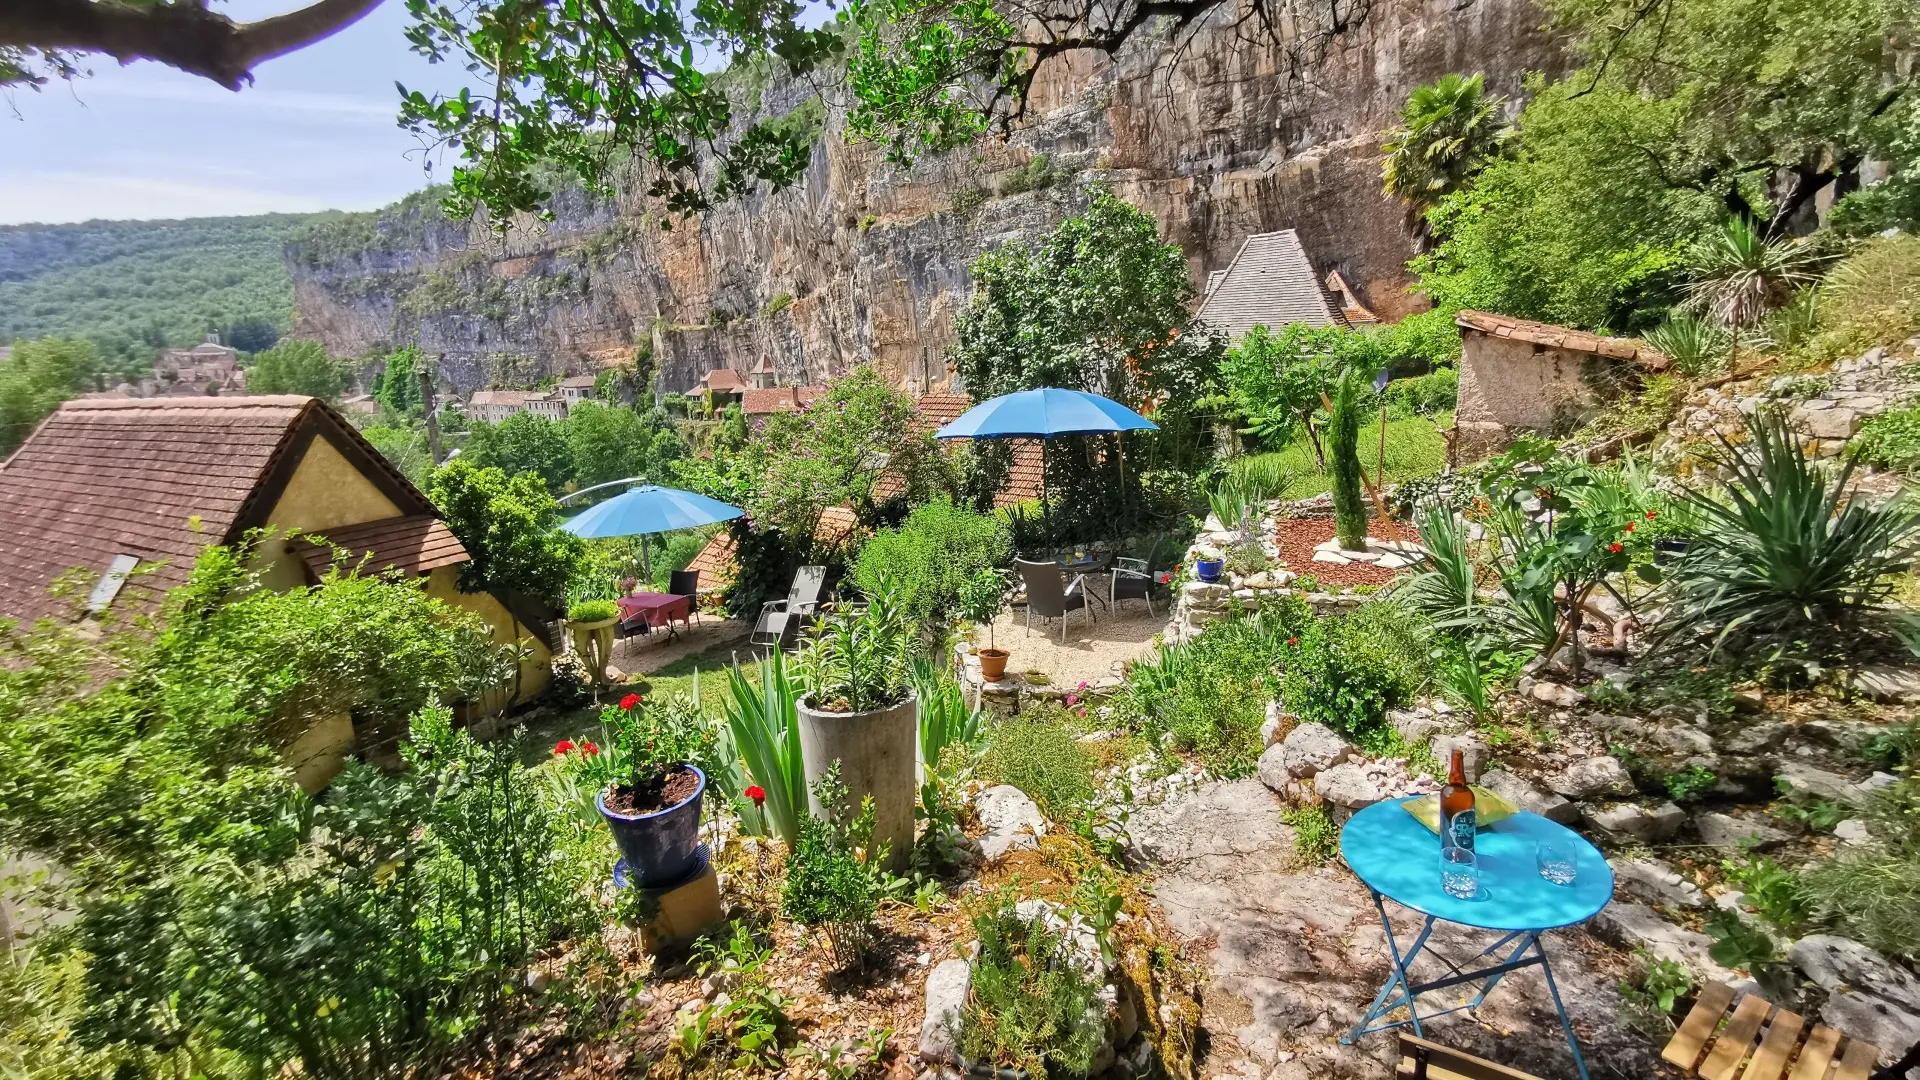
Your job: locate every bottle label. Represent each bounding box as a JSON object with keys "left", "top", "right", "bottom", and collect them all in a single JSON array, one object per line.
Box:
[{"left": 1449, "top": 809, "right": 1477, "bottom": 850}]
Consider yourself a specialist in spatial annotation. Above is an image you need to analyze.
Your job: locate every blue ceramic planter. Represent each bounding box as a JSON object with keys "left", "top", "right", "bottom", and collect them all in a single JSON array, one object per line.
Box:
[
  {"left": 597, "top": 764, "right": 706, "bottom": 887},
  {"left": 1195, "top": 558, "right": 1224, "bottom": 583}
]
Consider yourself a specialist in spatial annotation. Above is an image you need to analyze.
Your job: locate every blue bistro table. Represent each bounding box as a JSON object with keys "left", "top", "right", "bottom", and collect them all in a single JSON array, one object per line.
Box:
[{"left": 1339, "top": 798, "right": 1615, "bottom": 1080}]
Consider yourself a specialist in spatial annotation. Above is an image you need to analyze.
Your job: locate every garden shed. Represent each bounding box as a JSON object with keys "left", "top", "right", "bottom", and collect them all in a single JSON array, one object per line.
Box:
[
  {"left": 0, "top": 395, "right": 555, "bottom": 708},
  {"left": 1453, "top": 310, "right": 1670, "bottom": 455}
]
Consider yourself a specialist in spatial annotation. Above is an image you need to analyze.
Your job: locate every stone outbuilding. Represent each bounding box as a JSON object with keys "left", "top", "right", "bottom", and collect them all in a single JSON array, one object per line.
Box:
[{"left": 1453, "top": 310, "right": 1669, "bottom": 456}]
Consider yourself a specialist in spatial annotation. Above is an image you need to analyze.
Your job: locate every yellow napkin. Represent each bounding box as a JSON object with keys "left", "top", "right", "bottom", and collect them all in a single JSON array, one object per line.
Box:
[{"left": 1402, "top": 786, "right": 1520, "bottom": 833}]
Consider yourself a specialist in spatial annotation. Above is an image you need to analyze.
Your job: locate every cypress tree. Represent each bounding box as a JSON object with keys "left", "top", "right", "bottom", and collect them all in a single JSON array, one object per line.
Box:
[{"left": 1329, "top": 368, "right": 1368, "bottom": 551}]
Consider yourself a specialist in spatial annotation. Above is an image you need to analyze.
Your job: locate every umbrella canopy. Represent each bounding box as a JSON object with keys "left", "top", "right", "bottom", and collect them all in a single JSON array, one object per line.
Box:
[
  {"left": 934, "top": 388, "right": 1159, "bottom": 440},
  {"left": 562, "top": 485, "right": 743, "bottom": 539}
]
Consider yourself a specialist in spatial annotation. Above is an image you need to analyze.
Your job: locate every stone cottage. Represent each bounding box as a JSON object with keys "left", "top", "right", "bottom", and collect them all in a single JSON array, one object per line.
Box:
[{"left": 1453, "top": 310, "right": 1670, "bottom": 455}]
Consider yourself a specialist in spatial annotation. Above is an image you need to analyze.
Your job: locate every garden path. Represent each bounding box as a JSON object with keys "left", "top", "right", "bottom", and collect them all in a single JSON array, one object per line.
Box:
[
  {"left": 1127, "top": 780, "right": 1661, "bottom": 1080},
  {"left": 982, "top": 602, "right": 1165, "bottom": 688}
]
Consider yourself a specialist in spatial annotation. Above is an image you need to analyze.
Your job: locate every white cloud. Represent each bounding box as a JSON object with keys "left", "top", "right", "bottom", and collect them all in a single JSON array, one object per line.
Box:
[{"left": 0, "top": 170, "right": 400, "bottom": 224}]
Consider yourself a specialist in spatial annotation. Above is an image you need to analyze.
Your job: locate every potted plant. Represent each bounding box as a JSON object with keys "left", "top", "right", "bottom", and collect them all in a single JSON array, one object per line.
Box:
[
  {"left": 791, "top": 574, "right": 918, "bottom": 873},
  {"left": 595, "top": 692, "right": 715, "bottom": 886},
  {"left": 567, "top": 598, "right": 619, "bottom": 686},
  {"left": 958, "top": 567, "right": 1012, "bottom": 681},
  {"left": 1193, "top": 543, "right": 1225, "bottom": 583}
]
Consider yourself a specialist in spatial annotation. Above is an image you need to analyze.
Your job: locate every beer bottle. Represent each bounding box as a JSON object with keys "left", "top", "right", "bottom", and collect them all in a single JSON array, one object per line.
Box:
[{"left": 1440, "top": 748, "right": 1476, "bottom": 851}]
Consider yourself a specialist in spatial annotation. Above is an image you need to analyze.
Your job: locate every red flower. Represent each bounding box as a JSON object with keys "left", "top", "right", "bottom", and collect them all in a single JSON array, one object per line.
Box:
[
  {"left": 745, "top": 785, "right": 766, "bottom": 808},
  {"left": 619, "top": 693, "right": 641, "bottom": 711},
  {"left": 553, "top": 740, "right": 575, "bottom": 755},
  {"left": 1624, "top": 521, "right": 1637, "bottom": 533},
  {"left": 1287, "top": 636, "right": 1300, "bottom": 647},
  {"left": 582, "top": 741, "right": 600, "bottom": 755},
  {"left": 1608, "top": 542, "right": 1624, "bottom": 553},
  {"left": 1645, "top": 510, "right": 1658, "bottom": 520}
]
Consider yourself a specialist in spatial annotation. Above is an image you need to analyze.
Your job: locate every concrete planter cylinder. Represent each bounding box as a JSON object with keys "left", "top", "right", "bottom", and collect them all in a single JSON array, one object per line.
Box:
[{"left": 797, "top": 690, "right": 917, "bottom": 874}]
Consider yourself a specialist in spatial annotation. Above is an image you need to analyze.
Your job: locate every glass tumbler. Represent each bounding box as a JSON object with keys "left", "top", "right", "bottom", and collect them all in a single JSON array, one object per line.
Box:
[
  {"left": 1537, "top": 839, "right": 1578, "bottom": 886},
  {"left": 1440, "top": 844, "right": 1480, "bottom": 900}
]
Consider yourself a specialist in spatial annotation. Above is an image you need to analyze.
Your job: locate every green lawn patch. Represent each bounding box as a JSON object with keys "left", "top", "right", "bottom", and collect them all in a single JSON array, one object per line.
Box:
[{"left": 1233, "top": 413, "right": 1450, "bottom": 503}]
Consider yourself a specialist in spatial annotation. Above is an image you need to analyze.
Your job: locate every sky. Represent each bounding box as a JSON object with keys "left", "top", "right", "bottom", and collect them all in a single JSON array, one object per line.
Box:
[{"left": 0, "top": 1, "right": 470, "bottom": 225}]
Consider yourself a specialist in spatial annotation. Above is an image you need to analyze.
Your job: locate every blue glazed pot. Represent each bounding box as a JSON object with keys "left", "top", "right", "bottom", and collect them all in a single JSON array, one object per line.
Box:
[
  {"left": 597, "top": 764, "right": 706, "bottom": 887},
  {"left": 1195, "top": 558, "right": 1224, "bottom": 583}
]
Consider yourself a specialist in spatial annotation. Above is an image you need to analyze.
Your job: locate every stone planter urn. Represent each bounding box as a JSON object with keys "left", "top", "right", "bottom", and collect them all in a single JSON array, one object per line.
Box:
[
  {"left": 569, "top": 617, "right": 617, "bottom": 686},
  {"left": 797, "top": 690, "right": 917, "bottom": 874}
]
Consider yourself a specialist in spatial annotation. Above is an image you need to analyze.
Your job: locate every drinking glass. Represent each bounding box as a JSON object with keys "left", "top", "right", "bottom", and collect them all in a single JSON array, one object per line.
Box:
[
  {"left": 1537, "top": 839, "right": 1578, "bottom": 886},
  {"left": 1440, "top": 845, "right": 1480, "bottom": 900}
]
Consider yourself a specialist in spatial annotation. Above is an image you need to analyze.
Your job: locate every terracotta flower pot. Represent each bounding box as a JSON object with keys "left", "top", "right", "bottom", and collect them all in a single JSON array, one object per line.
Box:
[{"left": 978, "top": 647, "right": 1010, "bottom": 681}]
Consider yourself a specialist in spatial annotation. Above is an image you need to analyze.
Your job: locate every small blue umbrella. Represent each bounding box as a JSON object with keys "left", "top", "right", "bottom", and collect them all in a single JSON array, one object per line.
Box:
[
  {"left": 933, "top": 388, "right": 1159, "bottom": 439},
  {"left": 934, "top": 389, "right": 1158, "bottom": 549},
  {"left": 562, "top": 482, "right": 743, "bottom": 581}
]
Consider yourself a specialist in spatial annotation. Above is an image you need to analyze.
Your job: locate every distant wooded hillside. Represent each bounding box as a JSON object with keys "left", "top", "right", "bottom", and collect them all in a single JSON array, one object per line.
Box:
[{"left": 0, "top": 214, "right": 335, "bottom": 376}]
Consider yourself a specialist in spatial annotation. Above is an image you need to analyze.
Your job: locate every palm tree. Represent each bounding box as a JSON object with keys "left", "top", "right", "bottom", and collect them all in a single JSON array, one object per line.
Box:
[
  {"left": 1682, "top": 217, "right": 1823, "bottom": 364},
  {"left": 1381, "top": 73, "right": 1513, "bottom": 216}
]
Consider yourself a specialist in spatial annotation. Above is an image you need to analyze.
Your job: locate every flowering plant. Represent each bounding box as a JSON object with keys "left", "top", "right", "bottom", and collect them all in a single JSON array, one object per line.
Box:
[{"left": 608, "top": 690, "right": 716, "bottom": 800}]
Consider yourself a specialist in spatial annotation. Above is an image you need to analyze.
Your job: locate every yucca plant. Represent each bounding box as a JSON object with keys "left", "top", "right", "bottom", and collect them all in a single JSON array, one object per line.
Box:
[
  {"left": 722, "top": 648, "right": 808, "bottom": 847},
  {"left": 1404, "top": 503, "right": 1477, "bottom": 627},
  {"left": 1658, "top": 411, "right": 1920, "bottom": 660},
  {"left": 1682, "top": 217, "right": 1823, "bottom": 363},
  {"left": 1643, "top": 309, "right": 1730, "bottom": 377}
]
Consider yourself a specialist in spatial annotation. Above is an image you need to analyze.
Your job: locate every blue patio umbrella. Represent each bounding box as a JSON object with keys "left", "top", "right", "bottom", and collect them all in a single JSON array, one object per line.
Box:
[
  {"left": 561, "top": 481, "right": 744, "bottom": 581},
  {"left": 934, "top": 388, "right": 1159, "bottom": 547}
]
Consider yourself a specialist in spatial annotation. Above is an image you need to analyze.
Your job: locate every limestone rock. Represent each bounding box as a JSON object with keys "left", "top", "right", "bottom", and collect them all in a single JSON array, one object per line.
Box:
[
  {"left": 1256, "top": 741, "right": 1293, "bottom": 795},
  {"left": 1791, "top": 935, "right": 1920, "bottom": 1068},
  {"left": 1586, "top": 801, "right": 1686, "bottom": 843},
  {"left": 1313, "top": 762, "right": 1385, "bottom": 809},
  {"left": 1856, "top": 665, "right": 1920, "bottom": 704},
  {"left": 1430, "top": 733, "right": 1487, "bottom": 783},
  {"left": 974, "top": 785, "right": 1046, "bottom": 861},
  {"left": 1776, "top": 761, "right": 1856, "bottom": 801},
  {"left": 1693, "top": 811, "right": 1789, "bottom": 850},
  {"left": 1592, "top": 902, "right": 1738, "bottom": 985},
  {"left": 1260, "top": 701, "right": 1292, "bottom": 748},
  {"left": 1611, "top": 858, "right": 1705, "bottom": 909},
  {"left": 1478, "top": 768, "right": 1579, "bottom": 825},
  {"left": 1278, "top": 722, "right": 1354, "bottom": 779},
  {"left": 1388, "top": 707, "right": 1441, "bottom": 746},
  {"left": 1547, "top": 755, "right": 1633, "bottom": 799},
  {"left": 1833, "top": 819, "right": 1872, "bottom": 845},
  {"left": 1529, "top": 680, "right": 1586, "bottom": 708},
  {"left": 918, "top": 958, "right": 972, "bottom": 1064}
]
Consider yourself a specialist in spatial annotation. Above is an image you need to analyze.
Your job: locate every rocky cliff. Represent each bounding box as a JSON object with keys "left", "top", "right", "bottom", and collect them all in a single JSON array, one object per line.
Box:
[{"left": 288, "top": 0, "right": 1565, "bottom": 397}]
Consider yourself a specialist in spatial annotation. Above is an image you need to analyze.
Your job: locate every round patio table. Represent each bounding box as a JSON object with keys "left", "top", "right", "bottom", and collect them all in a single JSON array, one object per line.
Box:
[{"left": 1339, "top": 797, "right": 1614, "bottom": 1080}]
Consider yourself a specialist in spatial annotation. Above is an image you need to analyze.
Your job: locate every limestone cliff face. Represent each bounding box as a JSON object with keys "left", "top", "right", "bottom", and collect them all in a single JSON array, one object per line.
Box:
[{"left": 288, "top": 0, "right": 1564, "bottom": 397}]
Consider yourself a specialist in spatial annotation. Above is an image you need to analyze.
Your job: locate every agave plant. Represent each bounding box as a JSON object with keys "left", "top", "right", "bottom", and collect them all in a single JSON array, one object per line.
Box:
[
  {"left": 1658, "top": 411, "right": 1920, "bottom": 659},
  {"left": 1403, "top": 503, "right": 1478, "bottom": 627}
]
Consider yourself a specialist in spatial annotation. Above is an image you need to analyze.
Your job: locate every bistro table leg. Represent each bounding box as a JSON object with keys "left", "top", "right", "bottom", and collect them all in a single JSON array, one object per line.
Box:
[
  {"left": 1536, "top": 939, "right": 1593, "bottom": 1080},
  {"left": 1346, "top": 891, "right": 1437, "bottom": 1042}
]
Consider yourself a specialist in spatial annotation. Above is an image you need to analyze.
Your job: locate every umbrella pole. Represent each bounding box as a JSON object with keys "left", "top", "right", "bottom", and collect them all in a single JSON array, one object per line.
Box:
[{"left": 642, "top": 537, "right": 653, "bottom": 588}]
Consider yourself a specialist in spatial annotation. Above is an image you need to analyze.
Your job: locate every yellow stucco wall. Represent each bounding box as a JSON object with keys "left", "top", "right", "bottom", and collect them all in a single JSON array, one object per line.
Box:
[
  {"left": 253, "top": 434, "right": 405, "bottom": 591},
  {"left": 427, "top": 565, "right": 553, "bottom": 707}
]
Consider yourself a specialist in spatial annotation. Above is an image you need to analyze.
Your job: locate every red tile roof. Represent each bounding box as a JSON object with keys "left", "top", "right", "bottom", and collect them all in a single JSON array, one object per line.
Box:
[
  {"left": 0, "top": 396, "right": 435, "bottom": 623},
  {"left": 700, "top": 368, "right": 749, "bottom": 394},
  {"left": 1456, "top": 310, "right": 1670, "bottom": 369},
  {"left": 900, "top": 393, "right": 1044, "bottom": 507},
  {"left": 287, "top": 514, "right": 469, "bottom": 579},
  {"left": 683, "top": 506, "right": 862, "bottom": 593},
  {"left": 742, "top": 386, "right": 830, "bottom": 416}
]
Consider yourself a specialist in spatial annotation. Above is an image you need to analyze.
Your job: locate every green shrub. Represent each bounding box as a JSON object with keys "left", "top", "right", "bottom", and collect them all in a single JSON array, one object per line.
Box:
[
  {"left": 1279, "top": 599, "right": 1430, "bottom": 742},
  {"left": 1795, "top": 235, "right": 1920, "bottom": 363},
  {"left": 1618, "top": 951, "right": 1695, "bottom": 1036},
  {"left": 780, "top": 765, "right": 881, "bottom": 967},
  {"left": 1854, "top": 406, "right": 1920, "bottom": 472},
  {"left": 1387, "top": 367, "right": 1459, "bottom": 415},
  {"left": 1798, "top": 775, "right": 1920, "bottom": 960},
  {"left": 980, "top": 710, "right": 1096, "bottom": 818},
  {"left": 852, "top": 498, "right": 1010, "bottom": 625},
  {"left": 956, "top": 897, "right": 1106, "bottom": 1078},
  {"left": 1125, "top": 599, "right": 1311, "bottom": 775},
  {"left": 1643, "top": 309, "right": 1729, "bottom": 377},
  {"left": 567, "top": 599, "right": 617, "bottom": 622},
  {"left": 1280, "top": 805, "right": 1339, "bottom": 866}
]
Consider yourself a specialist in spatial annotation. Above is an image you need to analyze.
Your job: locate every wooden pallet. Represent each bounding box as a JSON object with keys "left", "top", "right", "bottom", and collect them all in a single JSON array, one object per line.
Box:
[
  {"left": 1662, "top": 983, "right": 1885, "bottom": 1080},
  {"left": 1398, "top": 1033, "right": 1546, "bottom": 1080}
]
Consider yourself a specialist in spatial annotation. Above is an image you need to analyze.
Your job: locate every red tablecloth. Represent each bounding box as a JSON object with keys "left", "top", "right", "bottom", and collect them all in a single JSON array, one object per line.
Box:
[{"left": 617, "top": 592, "right": 692, "bottom": 629}]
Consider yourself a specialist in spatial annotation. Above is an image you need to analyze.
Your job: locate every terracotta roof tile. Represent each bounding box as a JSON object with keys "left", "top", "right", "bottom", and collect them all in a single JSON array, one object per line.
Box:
[
  {"left": 682, "top": 506, "right": 862, "bottom": 593},
  {"left": 1455, "top": 310, "right": 1670, "bottom": 369},
  {"left": 287, "top": 514, "right": 470, "bottom": 579},
  {"left": 0, "top": 396, "right": 436, "bottom": 623},
  {"left": 742, "top": 386, "right": 830, "bottom": 415},
  {"left": 700, "top": 368, "right": 749, "bottom": 393}
]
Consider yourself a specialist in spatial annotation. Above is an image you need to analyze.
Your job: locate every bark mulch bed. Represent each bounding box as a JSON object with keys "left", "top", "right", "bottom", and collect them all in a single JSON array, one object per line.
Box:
[{"left": 1271, "top": 514, "right": 1418, "bottom": 588}]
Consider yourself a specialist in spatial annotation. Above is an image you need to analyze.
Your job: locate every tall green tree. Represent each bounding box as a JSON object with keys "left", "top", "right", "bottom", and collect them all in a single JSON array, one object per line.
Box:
[
  {"left": 462, "top": 411, "right": 575, "bottom": 493},
  {"left": 245, "top": 339, "right": 351, "bottom": 399},
  {"left": 0, "top": 337, "right": 93, "bottom": 454},
  {"left": 1327, "top": 368, "right": 1370, "bottom": 551},
  {"left": 1381, "top": 73, "right": 1511, "bottom": 215},
  {"left": 951, "top": 188, "right": 1223, "bottom": 419},
  {"left": 373, "top": 345, "right": 424, "bottom": 417},
  {"left": 428, "top": 458, "right": 586, "bottom": 606},
  {"left": 564, "top": 401, "right": 688, "bottom": 489}
]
